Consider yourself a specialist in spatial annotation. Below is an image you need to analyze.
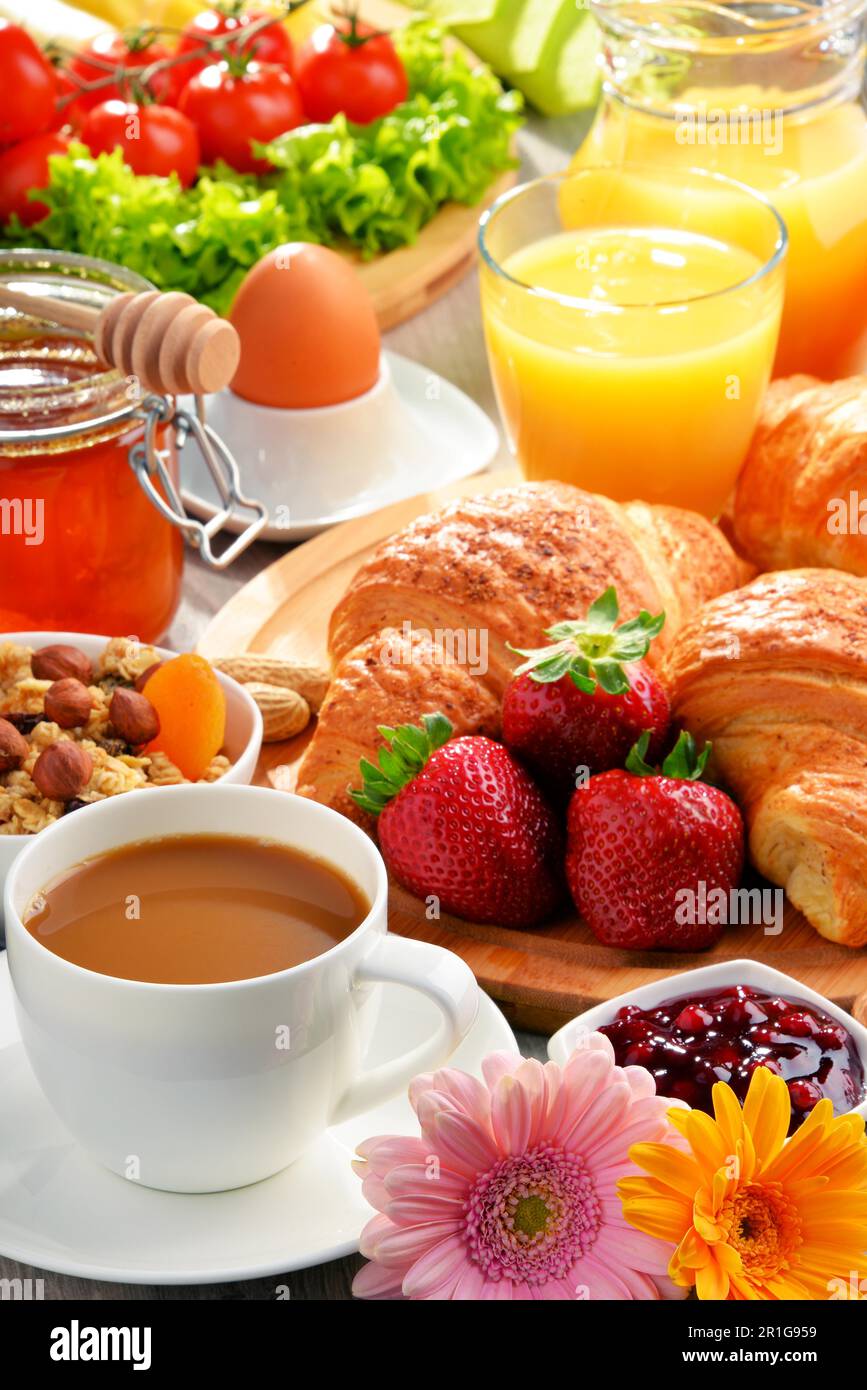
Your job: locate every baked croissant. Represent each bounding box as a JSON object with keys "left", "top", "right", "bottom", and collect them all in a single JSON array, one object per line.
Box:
[
  {"left": 664, "top": 568, "right": 867, "bottom": 948},
  {"left": 297, "top": 481, "right": 747, "bottom": 823},
  {"left": 733, "top": 375, "right": 867, "bottom": 575}
]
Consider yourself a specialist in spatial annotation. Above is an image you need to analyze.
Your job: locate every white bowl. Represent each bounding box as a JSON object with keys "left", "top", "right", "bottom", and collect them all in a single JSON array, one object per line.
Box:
[
  {"left": 548, "top": 958, "right": 867, "bottom": 1125},
  {"left": 0, "top": 632, "right": 263, "bottom": 928}
]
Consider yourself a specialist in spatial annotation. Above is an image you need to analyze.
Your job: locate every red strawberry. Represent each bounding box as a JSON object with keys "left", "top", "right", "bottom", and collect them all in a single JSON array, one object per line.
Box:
[
  {"left": 351, "top": 713, "right": 563, "bottom": 927},
  {"left": 565, "top": 731, "right": 744, "bottom": 951},
  {"left": 503, "top": 587, "right": 670, "bottom": 805}
]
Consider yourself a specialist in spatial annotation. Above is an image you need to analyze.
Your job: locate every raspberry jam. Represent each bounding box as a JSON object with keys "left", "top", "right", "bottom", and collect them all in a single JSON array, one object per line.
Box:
[{"left": 600, "top": 985, "right": 865, "bottom": 1133}]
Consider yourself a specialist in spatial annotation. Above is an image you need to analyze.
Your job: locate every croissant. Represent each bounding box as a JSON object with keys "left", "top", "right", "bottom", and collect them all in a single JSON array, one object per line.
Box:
[
  {"left": 297, "top": 481, "right": 747, "bottom": 823},
  {"left": 733, "top": 375, "right": 867, "bottom": 575},
  {"left": 664, "top": 568, "right": 867, "bottom": 948}
]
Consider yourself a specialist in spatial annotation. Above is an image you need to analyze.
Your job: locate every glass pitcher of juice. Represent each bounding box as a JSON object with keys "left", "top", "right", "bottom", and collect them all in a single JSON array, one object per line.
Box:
[
  {"left": 579, "top": 0, "right": 867, "bottom": 379},
  {"left": 0, "top": 250, "right": 266, "bottom": 642}
]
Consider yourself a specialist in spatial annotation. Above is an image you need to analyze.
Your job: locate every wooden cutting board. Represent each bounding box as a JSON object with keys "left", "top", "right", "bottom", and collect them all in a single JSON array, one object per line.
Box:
[{"left": 199, "top": 469, "right": 867, "bottom": 1033}]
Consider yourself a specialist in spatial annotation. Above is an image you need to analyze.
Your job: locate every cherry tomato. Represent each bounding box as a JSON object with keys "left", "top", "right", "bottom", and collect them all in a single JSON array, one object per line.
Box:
[
  {"left": 179, "top": 60, "right": 302, "bottom": 173},
  {"left": 69, "top": 31, "right": 178, "bottom": 113},
  {"left": 80, "top": 100, "right": 201, "bottom": 187},
  {"left": 295, "top": 22, "right": 408, "bottom": 125},
  {"left": 0, "top": 21, "right": 56, "bottom": 144},
  {"left": 175, "top": 8, "right": 294, "bottom": 97},
  {"left": 0, "top": 132, "right": 68, "bottom": 225}
]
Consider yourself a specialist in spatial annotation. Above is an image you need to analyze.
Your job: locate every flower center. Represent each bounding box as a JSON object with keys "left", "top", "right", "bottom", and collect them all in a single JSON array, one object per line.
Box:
[
  {"left": 464, "top": 1144, "right": 601, "bottom": 1286},
  {"left": 723, "top": 1183, "right": 803, "bottom": 1280}
]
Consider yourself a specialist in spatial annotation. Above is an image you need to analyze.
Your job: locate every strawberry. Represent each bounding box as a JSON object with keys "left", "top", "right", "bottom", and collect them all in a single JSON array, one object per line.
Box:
[
  {"left": 502, "top": 587, "right": 670, "bottom": 806},
  {"left": 351, "top": 713, "right": 563, "bottom": 927},
  {"left": 565, "top": 731, "right": 744, "bottom": 951}
]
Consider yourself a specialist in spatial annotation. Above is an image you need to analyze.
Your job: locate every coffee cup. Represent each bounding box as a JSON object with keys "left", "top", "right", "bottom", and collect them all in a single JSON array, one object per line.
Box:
[{"left": 4, "top": 785, "right": 479, "bottom": 1193}]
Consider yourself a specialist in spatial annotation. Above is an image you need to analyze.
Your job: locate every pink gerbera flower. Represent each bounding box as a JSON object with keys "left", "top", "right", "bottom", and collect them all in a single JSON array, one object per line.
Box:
[{"left": 351, "top": 1036, "right": 687, "bottom": 1300}]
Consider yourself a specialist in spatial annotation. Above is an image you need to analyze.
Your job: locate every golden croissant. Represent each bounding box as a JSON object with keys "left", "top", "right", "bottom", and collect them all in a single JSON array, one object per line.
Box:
[
  {"left": 733, "top": 374, "right": 867, "bottom": 575},
  {"left": 297, "top": 481, "right": 747, "bottom": 823},
  {"left": 664, "top": 567, "right": 867, "bottom": 948}
]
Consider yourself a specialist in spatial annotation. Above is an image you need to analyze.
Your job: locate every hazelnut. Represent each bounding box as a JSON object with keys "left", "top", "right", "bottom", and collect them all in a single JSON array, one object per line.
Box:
[
  {"left": 44, "top": 678, "right": 93, "bottom": 730},
  {"left": 32, "top": 742, "right": 93, "bottom": 802},
  {"left": 135, "top": 661, "right": 163, "bottom": 692},
  {"left": 32, "top": 644, "right": 93, "bottom": 685},
  {"left": 109, "top": 687, "right": 160, "bottom": 745},
  {"left": 0, "top": 717, "right": 29, "bottom": 771}
]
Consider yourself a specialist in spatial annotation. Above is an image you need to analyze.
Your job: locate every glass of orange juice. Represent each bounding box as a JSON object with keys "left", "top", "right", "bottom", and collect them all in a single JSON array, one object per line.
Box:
[{"left": 478, "top": 166, "right": 786, "bottom": 518}]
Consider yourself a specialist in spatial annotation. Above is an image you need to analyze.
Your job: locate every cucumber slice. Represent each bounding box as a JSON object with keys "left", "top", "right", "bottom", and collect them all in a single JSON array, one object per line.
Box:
[
  {"left": 513, "top": 12, "right": 602, "bottom": 115},
  {"left": 423, "top": 0, "right": 505, "bottom": 29},
  {"left": 507, "top": 0, "right": 577, "bottom": 76}
]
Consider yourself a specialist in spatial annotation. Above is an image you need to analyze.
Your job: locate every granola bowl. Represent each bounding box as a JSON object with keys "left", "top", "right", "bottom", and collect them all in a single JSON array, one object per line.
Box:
[{"left": 0, "top": 632, "right": 263, "bottom": 929}]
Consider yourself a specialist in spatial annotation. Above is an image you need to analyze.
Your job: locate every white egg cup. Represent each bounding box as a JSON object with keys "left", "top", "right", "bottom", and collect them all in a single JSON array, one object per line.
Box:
[{"left": 180, "top": 351, "right": 499, "bottom": 540}]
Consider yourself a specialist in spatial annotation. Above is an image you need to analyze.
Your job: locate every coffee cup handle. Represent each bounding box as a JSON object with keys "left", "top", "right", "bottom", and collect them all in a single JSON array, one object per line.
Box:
[{"left": 329, "top": 933, "right": 479, "bottom": 1127}]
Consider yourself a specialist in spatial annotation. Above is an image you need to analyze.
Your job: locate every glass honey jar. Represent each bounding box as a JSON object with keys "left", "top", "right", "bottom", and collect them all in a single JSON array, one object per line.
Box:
[{"left": 0, "top": 250, "right": 265, "bottom": 642}]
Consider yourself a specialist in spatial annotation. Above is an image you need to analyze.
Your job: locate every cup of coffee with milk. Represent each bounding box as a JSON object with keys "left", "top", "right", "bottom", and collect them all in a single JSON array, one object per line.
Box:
[{"left": 4, "top": 784, "right": 478, "bottom": 1192}]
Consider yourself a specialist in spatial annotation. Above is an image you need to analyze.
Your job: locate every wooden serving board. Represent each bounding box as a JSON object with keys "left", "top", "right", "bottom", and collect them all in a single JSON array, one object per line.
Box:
[{"left": 199, "top": 469, "right": 867, "bottom": 1033}]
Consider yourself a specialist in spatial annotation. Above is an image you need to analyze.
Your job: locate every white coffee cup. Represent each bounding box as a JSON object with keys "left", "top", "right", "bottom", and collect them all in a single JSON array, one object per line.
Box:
[{"left": 4, "top": 785, "right": 479, "bottom": 1193}]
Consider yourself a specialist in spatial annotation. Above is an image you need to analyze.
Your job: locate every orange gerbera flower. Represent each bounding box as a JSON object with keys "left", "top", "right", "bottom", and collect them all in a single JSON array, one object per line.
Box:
[{"left": 619, "top": 1067, "right": 867, "bottom": 1300}]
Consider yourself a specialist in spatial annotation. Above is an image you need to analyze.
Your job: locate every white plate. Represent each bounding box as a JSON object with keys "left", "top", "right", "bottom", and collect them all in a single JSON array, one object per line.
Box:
[
  {"left": 179, "top": 351, "right": 499, "bottom": 542},
  {"left": 0, "top": 953, "right": 516, "bottom": 1284}
]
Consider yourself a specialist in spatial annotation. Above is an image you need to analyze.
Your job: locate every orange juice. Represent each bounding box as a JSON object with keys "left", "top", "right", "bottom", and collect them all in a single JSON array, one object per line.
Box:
[
  {"left": 480, "top": 174, "right": 785, "bottom": 516},
  {"left": 578, "top": 98, "right": 867, "bottom": 379}
]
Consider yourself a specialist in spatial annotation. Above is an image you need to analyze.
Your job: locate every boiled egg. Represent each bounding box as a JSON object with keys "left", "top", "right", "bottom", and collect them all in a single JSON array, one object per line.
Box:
[{"left": 229, "top": 243, "right": 381, "bottom": 409}]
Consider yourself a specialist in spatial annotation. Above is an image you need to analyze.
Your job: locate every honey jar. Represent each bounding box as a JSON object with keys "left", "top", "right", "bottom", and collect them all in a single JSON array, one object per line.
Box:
[{"left": 0, "top": 250, "right": 265, "bottom": 642}]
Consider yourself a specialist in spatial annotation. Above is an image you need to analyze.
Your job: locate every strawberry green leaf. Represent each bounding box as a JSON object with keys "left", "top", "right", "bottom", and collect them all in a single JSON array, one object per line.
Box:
[
  {"left": 585, "top": 586, "right": 619, "bottom": 632},
  {"left": 625, "top": 732, "right": 657, "bottom": 776},
  {"left": 626, "top": 729, "right": 712, "bottom": 781},
  {"left": 507, "top": 587, "right": 665, "bottom": 696},
  {"left": 350, "top": 712, "right": 455, "bottom": 815},
  {"left": 592, "top": 659, "right": 632, "bottom": 696},
  {"left": 661, "top": 730, "right": 711, "bottom": 781},
  {"left": 521, "top": 650, "right": 576, "bottom": 684}
]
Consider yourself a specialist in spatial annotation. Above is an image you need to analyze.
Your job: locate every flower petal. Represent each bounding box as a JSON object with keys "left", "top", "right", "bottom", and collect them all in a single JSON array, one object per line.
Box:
[
  {"left": 383, "top": 1162, "right": 470, "bottom": 1202},
  {"left": 742, "top": 1067, "right": 790, "bottom": 1168},
  {"left": 695, "top": 1255, "right": 730, "bottom": 1300},
  {"left": 364, "top": 1218, "right": 459, "bottom": 1267},
  {"left": 627, "top": 1141, "right": 705, "bottom": 1200},
  {"left": 351, "top": 1259, "right": 406, "bottom": 1300},
  {"left": 402, "top": 1233, "right": 471, "bottom": 1299},
  {"left": 576, "top": 1254, "right": 634, "bottom": 1300},
  {"left": 480, "top": 1050, "right": 523, "bottom": 1090},
  {"left": 490, "top": 1071, "right": 535, "bottom": 1155},
  {"left": 428, "top": 1108, "right": 499, "bottom": 1177},
  {"left": 355, "top": 1134, "right": 429, "bottom": 1176},
  {"left": 409, "top": 1067, "right": 492, "bottom": 1125}
]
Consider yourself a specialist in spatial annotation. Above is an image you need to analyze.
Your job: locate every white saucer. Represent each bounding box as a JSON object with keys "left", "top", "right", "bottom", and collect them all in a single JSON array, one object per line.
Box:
[
  {"left": 179, "top": 351, "right": 499, "bottom": 542},
  {"left": 0, "top": 952, "right": 516, "bottom": 1284}
]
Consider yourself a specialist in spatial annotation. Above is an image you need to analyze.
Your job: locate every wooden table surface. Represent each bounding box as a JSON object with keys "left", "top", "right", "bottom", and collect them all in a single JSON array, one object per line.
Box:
[{"left": 0, "top": 109, "right": 590, "bottom": 1302}]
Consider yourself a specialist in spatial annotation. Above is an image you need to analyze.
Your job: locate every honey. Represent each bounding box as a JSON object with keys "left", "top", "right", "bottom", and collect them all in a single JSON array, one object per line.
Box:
[{"left": 0, "top": 333, "right": 182, "bottom": 641}]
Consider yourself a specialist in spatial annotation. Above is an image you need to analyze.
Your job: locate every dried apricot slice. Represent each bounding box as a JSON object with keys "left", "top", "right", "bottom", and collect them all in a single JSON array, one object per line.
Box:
[{"left": 144, "top": 653, "right": 226, "bottom": 782}]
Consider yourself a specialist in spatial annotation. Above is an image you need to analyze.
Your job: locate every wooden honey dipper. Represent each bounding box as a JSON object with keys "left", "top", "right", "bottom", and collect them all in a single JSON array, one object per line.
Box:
[{"left": 0, "top": 284, "right": 240, "bottom": 396}]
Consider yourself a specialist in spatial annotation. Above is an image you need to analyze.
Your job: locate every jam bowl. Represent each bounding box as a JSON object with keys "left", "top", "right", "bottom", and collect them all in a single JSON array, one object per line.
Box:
[
  {"left": 0, "top": 630, "right": 263, "bottom": 930},
  {"left": 548, "top": 960, "right": 867, "bottom": 1135}
]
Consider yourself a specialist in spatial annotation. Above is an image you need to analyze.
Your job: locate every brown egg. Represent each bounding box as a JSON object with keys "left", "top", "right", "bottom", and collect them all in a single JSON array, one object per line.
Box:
[{"left": 229, "top": 243, "right": 381, "bottom": 408}]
